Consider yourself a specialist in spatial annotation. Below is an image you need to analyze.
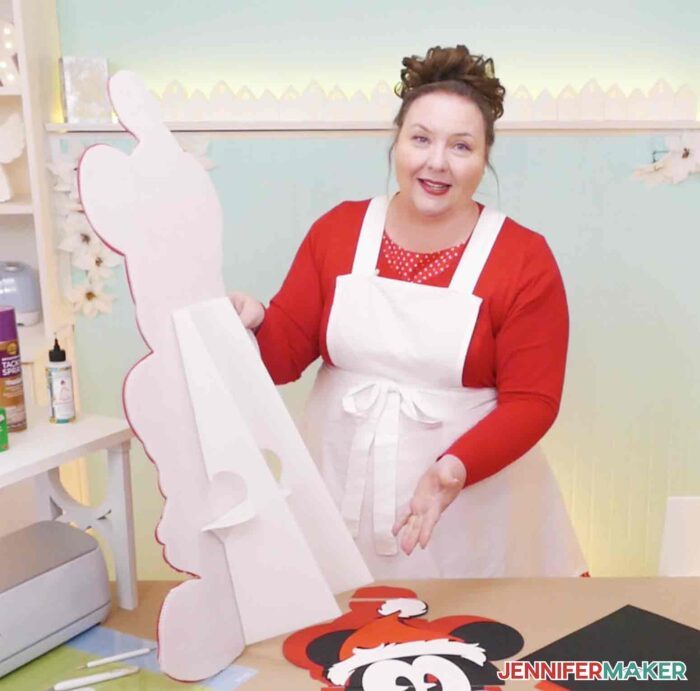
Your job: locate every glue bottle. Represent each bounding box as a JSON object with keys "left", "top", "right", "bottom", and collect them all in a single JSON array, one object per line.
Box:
[{"left": 47, "top": 338, "right": 76, "bottom": 423}]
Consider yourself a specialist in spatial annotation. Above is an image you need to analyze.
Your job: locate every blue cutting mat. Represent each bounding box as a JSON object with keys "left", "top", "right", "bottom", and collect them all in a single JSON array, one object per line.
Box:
[{"left": 67, "top": 626, "right": 257, "bottom": 690}]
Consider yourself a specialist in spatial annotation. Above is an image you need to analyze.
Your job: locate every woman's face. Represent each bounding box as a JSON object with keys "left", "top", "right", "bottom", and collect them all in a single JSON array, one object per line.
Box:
[{"left": 393, "top": 91, "right": 488, "bottom": 219}]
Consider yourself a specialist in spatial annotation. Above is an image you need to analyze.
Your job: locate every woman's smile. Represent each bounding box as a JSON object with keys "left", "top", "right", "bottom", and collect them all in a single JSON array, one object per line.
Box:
[{"left": 418, "top": 178, "right": 451, "bottom": 195}]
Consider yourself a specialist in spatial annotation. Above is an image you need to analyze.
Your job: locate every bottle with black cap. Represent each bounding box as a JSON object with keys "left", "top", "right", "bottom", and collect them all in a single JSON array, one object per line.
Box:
[{"left": 46, "top": 337, "right": 76, "bottom": 423}]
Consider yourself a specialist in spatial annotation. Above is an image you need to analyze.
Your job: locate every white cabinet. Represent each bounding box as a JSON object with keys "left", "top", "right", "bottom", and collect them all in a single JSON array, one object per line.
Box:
[
  {"left": 1, "top": 0, "right": 70, "bottom": 351},
  {"left": 0, "top": 0, "right": 77, "bottom": 534}
]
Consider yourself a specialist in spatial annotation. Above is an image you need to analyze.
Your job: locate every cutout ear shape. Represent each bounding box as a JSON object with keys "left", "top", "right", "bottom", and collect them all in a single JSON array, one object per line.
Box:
[
  {"left": 449, "top": 621, "right": 524, "bottom": 661},
  {"left": 305, "top": 629, "right": 355, "bottom": 671},
  {"left": 109, "top": 70, "right": 167, "bottom": 142}
]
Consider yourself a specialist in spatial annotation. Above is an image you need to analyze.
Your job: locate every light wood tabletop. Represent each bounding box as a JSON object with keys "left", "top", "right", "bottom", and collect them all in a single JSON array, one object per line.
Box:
[{"left": 105, "top": 578, "right": 700, "bottom": 690}]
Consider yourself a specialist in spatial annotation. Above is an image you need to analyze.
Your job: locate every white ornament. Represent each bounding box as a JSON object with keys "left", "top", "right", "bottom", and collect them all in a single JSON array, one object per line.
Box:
[
  {"left": 632, "top": 160, "right": 672, "bottom": 187},
  {"left": 604, "top": 85, "right": 628, "bottom": 120},
  {"left": 557, "top": 85, "right": 580, "bottom": 121},
  {"left": 663, "top": 132, "right": 700, "bottom": 183},
  {"left": 369, "top": 81, "right": 396, "bottom": 121},
  {"left": 256, "top": 88, "right": 280, "bottom": 121},
  {"left": 633, "top": 131, "right": 700, "bottom": 186},
  {"left": 580, "top": 80, "right": 606, "bottom": 120},
  {"left": 279, "top": 85, "right": 304, "bottom": 121},
  {"left": 503, "top": 86, "right": 533, "bottom": 122},
  {"left": 209, "top": 81, "right": 236, "bottom": 119},
  {"left": 298, "top": 81, "right": 326, "bottom": 120},
  {"left": 0, "top": 111, "right": 25, "bottom": 201},
  {"left": 533, "top": 89, "right": 557, "bottom": 120},
  {"left": 648, "top": 79, "right": 675, "bottom": 120},
  {"left": 319, "top": 85, "right": 349, "bottom": 121},
  {"left": 348, "top": 89, "right": 371, "bottom": 121},
  {"left": 628, "top": 89, "right": 650, "bottom": 120},
  {"left": 674, "top": 85, "right": 698, "bottom": 121},
  {"left": 183, "top": 88, "right": 209, "bottom": 121},
  {"left": 160, "top": 81, "right": 188, "bottom": 121}
]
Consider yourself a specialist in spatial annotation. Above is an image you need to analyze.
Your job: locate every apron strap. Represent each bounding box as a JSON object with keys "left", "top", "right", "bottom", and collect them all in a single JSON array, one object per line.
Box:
[
  {"left": 449, "top": 207, "right": 507, "bottom": 294},
  {"left": 351, "top": 196, "right": 389, "bottom": 276}
]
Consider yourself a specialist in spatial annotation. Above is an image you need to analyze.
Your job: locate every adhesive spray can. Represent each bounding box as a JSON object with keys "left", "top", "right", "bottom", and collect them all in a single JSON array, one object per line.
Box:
[
  {"left": 0, "top": 305, "right": 27, "bottom": 432},
  {"left": 47, "top": 338, "right": 76, "bottom": 424}
]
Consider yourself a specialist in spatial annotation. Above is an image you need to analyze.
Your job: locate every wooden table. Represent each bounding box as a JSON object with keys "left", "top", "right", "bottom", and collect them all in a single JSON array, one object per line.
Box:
[
  {"left": 105, "top": 578, "right": 700, "bottom": 689},
  {"left": 0, "top": 410, "right": 138, "bottom": 609}
]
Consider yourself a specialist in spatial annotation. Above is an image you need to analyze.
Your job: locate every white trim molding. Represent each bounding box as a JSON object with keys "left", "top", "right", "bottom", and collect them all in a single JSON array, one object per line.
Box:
[
  {"left": 66, "top": 78, "right": 699, "bottom": 123},
  {"left": 44, "top": 79, "right": 698, "bottom": 134},
  {"left": 155, "top": 78, "right": 698, "bottom": 123}
]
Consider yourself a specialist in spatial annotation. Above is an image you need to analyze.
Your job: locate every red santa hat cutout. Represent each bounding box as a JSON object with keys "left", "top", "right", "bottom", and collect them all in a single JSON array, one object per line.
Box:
[
  {"left": 327, "top": 598, "right": 486, "bottom": 686},
  {"left": 283, "top": 585, "right": 524, "bottom": 690}
]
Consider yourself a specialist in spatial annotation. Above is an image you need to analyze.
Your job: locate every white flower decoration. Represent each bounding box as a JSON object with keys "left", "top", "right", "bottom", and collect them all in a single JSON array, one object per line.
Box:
[
  {"left": 664, "top": 132, "right": 700, "bottom": 184},
  {"left": 47, "top": 158, "right": 78, "bottom": 191},
  {"left": 635, "top": 131, "right": 700, "bottom": 186},
  {"left": 68, "top": 279, "right": 115, "bottom": 317},
  {"left": 58, "top": 212, "right": 99, "bottom": 256},
  {"left": 72, "top": 241, "right": 121, "bottom": 282},
  {"left": 53, "top": 191, "right": 83, "bottom": 215},
  {"left": 633, "top": 160, "right": 673, "bottom": 187}
]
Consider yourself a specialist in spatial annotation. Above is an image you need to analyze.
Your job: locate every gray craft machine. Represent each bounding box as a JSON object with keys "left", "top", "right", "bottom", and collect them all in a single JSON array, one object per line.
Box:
[{"left": 0, "top": 521, "right": 111, "bottom": 677}]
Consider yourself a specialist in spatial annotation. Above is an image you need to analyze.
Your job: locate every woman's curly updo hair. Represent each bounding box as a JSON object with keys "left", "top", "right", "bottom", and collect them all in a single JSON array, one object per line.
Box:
[{"left": 394, "top": 45, "right": 506, "bottom": 150}]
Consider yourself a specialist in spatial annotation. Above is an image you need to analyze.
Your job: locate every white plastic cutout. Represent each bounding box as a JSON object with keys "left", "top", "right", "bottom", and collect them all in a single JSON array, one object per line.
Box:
[{"left": 78, "top": 70, "right": 370, "bottom": 682}]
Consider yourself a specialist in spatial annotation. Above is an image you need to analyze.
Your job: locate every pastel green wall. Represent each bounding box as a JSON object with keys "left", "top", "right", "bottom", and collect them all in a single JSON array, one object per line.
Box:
[
  {"left": 70, "top": 131, "right": 700, "bottom": 579},
  {"left": 55, "top": 1, "right": 700, "bottom": 579},
  {"left": 57, "top": 0, "right": 700, "bottom": 100}
]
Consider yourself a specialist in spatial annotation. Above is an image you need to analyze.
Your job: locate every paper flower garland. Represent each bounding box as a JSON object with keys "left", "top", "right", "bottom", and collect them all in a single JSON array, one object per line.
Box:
[
  {"left": 634, "top": 132, "right": 700, "bottom": 186},
  {"left": 48, "top": 141, "right": 119, "bottom": 317},
  {"left": 48, "top": 136, "right": 215, "bottom": 317}
]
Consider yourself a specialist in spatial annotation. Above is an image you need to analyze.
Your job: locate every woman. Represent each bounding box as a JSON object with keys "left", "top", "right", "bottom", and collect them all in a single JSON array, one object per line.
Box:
[{"left": 232, "top": 45, "right": 586, "bottom": 579}]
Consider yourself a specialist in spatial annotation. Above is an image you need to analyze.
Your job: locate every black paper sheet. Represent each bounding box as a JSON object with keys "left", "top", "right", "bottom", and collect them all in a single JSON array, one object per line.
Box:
[{"left": 518, "top": 605, "right": 700, "bottom": 690}]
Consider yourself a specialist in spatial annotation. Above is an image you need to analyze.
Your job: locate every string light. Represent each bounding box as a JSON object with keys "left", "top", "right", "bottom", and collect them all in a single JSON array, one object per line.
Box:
[{"left": 0, "top": 21, "right": 19, "bottom": 88}]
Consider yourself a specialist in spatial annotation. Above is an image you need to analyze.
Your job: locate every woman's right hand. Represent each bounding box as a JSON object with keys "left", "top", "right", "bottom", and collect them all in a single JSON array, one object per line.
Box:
[{"left": 229, "top": 291, "right": 265, "bottom": 330}]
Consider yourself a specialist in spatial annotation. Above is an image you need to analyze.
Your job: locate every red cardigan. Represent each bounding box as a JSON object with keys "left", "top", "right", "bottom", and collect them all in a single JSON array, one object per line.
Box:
[{"left": 256, "top": 199, "right": 569, "bottom": 486}]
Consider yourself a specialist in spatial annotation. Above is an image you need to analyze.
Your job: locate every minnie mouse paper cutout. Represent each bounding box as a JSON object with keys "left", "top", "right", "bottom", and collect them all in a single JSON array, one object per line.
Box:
[
  {"left": 285, "top": 585, "right": 524, "bottom": 690},
  {"left": 78, "top": 70, "right": 370, "bottom": 681}
]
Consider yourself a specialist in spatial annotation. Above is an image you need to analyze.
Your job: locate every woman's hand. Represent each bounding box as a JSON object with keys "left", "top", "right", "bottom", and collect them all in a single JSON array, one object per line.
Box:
[
  {"left": 392, "top": 454, "right": 466, "bottom": 555},
  {"left": 229, "top": 291, "right": 265, "bottom": 330}
]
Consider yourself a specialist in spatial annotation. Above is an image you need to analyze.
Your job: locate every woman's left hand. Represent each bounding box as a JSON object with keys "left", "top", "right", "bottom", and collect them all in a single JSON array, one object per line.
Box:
[{"left": 392, "top": 454, "right": 466, "bottom": 555}]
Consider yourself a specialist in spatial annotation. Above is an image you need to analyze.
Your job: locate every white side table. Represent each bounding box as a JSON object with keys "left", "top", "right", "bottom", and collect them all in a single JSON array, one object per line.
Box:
[{"left": 0, "top": 411, "right": 138, "bottom": 610}]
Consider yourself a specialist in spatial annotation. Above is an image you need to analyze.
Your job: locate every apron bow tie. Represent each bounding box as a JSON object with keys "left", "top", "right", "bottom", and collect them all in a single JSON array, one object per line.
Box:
[{"left": 340, "top": 381, "right": 442, "bottom": 555}]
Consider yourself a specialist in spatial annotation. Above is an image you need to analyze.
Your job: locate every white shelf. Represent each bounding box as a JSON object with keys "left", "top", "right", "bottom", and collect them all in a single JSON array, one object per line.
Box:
[
  {"left": 0, "top": 409, "right": 132, "bottom": 489},
  {"left": 0, "top": 194, "right": 33, "bottom": 215},
  {"left": 0, "top": 86, "right": 21, "bottom": 96},
  {"left": 45, "top": 119, "right": 700, "bottom": 134}
]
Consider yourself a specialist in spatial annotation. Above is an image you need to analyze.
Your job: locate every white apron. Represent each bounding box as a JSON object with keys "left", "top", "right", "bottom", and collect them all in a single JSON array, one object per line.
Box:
[{"left": 303, "top": 196, "right": 587, "bottom": 579}]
